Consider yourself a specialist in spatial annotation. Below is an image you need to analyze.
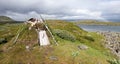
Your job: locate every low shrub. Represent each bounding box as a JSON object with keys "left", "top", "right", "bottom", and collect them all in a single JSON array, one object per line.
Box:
[
  {"left": 0, "top": 35, "right": 14, "bottom": 44},
  {"left": 53, "top": 29, "right": 76, "bottom": 42},
  {"left": 83, "top": 36, "right": 94, "bottom": 42},
  {"left": 0, "top": 38, "right": 7, "bottom": 44}
]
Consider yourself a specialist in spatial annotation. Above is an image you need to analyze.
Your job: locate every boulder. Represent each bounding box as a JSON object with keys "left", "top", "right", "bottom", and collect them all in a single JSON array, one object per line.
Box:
[{"left": 78, "top": 44, "right": 88, "bottom": 50}]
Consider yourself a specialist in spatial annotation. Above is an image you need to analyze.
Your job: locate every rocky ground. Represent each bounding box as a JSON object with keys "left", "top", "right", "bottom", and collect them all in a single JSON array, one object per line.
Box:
[{"left": 96, "top": 31, "right": 120, "bottom": 59}]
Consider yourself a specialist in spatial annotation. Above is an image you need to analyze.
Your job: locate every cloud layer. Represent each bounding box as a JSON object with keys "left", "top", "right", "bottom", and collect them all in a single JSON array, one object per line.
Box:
[{"left": 0, "top": 0, "right": 120, "bottom": 21}]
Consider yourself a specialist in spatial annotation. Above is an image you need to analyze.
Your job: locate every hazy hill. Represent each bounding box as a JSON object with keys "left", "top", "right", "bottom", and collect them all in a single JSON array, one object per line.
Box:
[
  {"left": 75, "top": 20, "right": 120, "bottom": 26},
  {"left": 0, "top": 16, "right": 14, "bottom": 22}
]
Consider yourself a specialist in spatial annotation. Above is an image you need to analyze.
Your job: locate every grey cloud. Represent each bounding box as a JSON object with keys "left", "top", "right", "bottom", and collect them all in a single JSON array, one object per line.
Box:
[
  {"left": 102, "top": 13, "right": 120, "bottom": 19},
  {"left": 0, "top": 0, "right": 119, "bottom": 21}
]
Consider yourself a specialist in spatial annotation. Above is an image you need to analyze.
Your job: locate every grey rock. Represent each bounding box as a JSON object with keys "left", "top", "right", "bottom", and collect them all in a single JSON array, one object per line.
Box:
[
  {"left": 78, "top": 44, "right": 88, "bottom": 50},
  {"left": 49, "top": 56, "right": 58, "bottom": 61},
  {"left": 97, "top": 31, "right": 120, "bottom": 59}
]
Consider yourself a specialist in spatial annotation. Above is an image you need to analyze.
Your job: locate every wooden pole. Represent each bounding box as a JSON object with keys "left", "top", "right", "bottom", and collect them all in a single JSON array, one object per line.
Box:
[{"left": 13, "top": 24, "right": 25, "bottom": 45}]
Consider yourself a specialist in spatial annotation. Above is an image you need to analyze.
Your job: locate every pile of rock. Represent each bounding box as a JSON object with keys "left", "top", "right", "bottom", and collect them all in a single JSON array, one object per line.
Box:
[{"left": 97, "top": 31, "right": 120, "bottom": 59}]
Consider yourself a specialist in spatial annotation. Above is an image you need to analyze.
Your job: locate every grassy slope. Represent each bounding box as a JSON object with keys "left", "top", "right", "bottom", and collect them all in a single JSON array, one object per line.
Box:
[{"left": 0, "top": 20, "right": 115, "bottom": 64}]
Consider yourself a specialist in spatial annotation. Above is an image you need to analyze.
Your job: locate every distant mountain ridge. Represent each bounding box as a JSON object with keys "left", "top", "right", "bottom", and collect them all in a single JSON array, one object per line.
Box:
[
  {"left": 65, "top": 19, "right": 120, "bottom": 22},
  {"left": 0, "top": 16, "right": 14, "bottom": 22}
]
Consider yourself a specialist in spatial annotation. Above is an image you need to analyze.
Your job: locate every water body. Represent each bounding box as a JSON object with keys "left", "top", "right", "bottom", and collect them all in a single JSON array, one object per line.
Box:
[{"left": 78, "top": 25, "right": 120, "bottom": 32}]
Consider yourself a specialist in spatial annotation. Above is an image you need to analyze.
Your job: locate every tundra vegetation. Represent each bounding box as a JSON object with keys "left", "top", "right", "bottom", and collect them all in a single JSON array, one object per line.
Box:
[{"left": 0, "top": 18, "right": 119, "bottom": 64}]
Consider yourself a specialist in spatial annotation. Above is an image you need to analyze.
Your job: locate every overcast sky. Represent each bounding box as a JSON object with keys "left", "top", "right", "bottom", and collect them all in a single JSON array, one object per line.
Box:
[{"left": 0, "top": 0, "right": 120, "bottom": 21}]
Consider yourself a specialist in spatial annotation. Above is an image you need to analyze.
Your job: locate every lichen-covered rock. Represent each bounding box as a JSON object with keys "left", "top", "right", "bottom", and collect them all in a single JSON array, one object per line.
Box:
[{"left": 78, "top": 44, "right": 88, "bottom": 50}]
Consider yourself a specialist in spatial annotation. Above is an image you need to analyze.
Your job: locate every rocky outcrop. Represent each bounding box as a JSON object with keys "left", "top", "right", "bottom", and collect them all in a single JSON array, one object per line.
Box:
[{"left": 97, "top": 31, "right": 120, "bottom": 59}]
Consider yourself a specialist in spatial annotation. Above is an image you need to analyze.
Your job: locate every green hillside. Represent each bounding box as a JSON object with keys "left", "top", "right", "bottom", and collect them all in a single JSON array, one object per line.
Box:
[
  {"left": 0, "top": 20, "right": 117, "bottom": 64},
  {"left": 0, "top": 16, "right": 14, "bottom": 21}
]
